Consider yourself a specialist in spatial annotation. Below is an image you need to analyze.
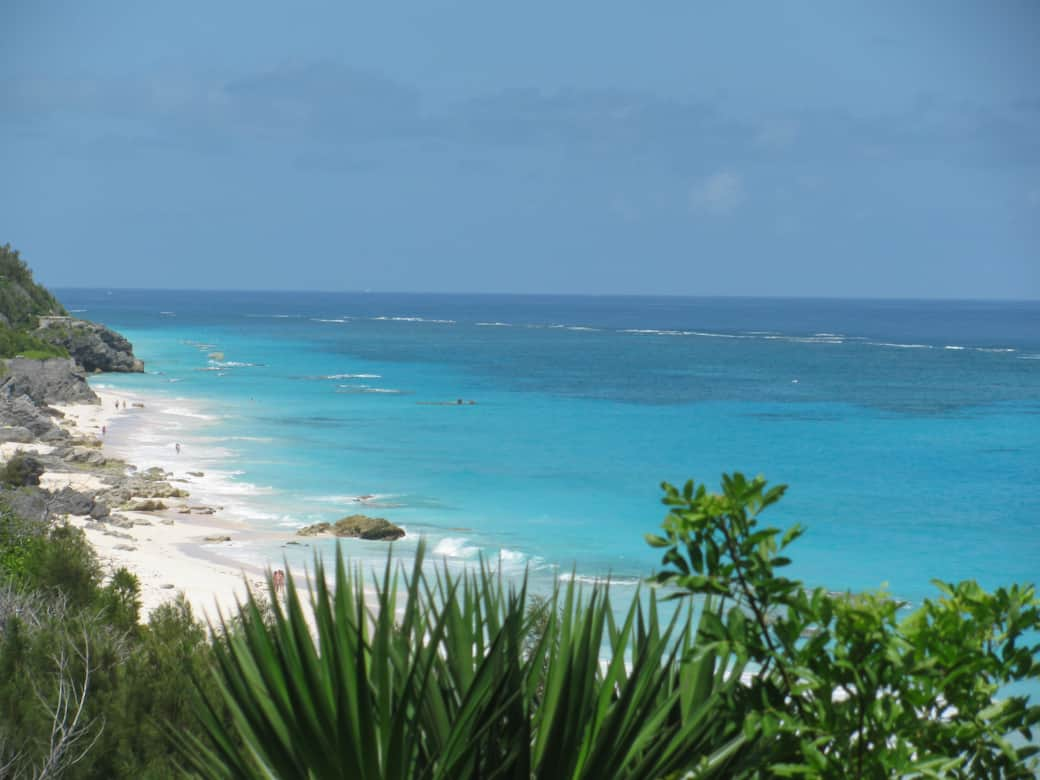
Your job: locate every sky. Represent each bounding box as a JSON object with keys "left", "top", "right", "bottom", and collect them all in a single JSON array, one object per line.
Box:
[{"left": 1, "top": 1, "right": 1038, "bottom": 298}]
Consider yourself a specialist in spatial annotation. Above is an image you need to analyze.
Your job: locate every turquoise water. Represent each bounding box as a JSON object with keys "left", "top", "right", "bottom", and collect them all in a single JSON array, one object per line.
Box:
[{"left": 56, "top": 290, "right": 1039, "bottom": 606}]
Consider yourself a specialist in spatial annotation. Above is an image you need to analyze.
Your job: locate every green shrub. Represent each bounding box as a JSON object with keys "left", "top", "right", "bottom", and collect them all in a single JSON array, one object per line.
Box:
[
  {"left": 180, "top": 543, "right": 753, "bottom": 779},
  {"left": 0, "top": 325, "right": 69, "bottom": 359},
  {"left": 0, "top": 504, "right": 45, "bottom": 582},
  {"left": 0, "top": 243, "right": 67, "bottom": 329},
  {"left": 0, "top": 451, "right": 45, "bottom": 488},
  {"left": 648, "top": 473, "right": 1040, "bottom": 778},
  {"left": 100, "top": 567, "right": 142, "bottom": 633},
  {"left": 20, "top": 524, "right": 102, "bottom": 609}
]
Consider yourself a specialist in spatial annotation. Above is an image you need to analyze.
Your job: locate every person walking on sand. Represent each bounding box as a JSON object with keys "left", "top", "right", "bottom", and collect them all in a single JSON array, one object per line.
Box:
[
  {"left": 175, "top": 442, "right": 181, "bottom": 455},
  {"left": 102, "top": 425, "right": 106, "bottom": 436},
  {"left": 273, "top": 569, "right": 285, "bottom": 597}
]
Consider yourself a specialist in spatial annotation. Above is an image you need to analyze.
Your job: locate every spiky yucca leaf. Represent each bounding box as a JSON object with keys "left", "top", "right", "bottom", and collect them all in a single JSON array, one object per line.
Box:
[{"left": 179, "top": 542, "right": 755, "bottom": 779}]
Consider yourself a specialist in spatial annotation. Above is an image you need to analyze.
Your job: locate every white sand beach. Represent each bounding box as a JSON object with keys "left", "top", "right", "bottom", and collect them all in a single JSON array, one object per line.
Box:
[{"left": 46, "top": 390, "right": 276, "bottom": 621}]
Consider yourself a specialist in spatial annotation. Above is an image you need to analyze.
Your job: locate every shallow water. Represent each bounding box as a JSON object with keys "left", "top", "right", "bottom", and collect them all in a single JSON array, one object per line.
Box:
[{"left": 59, "top": 290, "right": 1040, "bottom": 607}]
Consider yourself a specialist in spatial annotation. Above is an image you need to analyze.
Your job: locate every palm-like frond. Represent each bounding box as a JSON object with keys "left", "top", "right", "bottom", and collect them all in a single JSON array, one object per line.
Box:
[{"left": 178, "top": 542, "right": 755, "bottom": 779}]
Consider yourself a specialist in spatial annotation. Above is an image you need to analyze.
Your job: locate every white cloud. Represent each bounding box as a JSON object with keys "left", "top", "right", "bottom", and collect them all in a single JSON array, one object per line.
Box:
[{"left": 689, "top": 171, "right": 744, "bottom": 216}]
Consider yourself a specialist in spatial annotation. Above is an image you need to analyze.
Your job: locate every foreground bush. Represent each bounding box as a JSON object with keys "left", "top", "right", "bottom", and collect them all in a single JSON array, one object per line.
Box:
[
  {"left": 0, "top": 517, "right": 218, "bottom": 778},
  {"left": 3, "top": 474, "right": 1038, "bottom": 777},
  {"left": 648, "top": 473, "right": 1040, "bottom": 778},
  {"left": 181, "top": 543, "right": 756, "bottom": 779},
  {"left": 188, "top": 476, "right": 1040, "bottom": 779}
]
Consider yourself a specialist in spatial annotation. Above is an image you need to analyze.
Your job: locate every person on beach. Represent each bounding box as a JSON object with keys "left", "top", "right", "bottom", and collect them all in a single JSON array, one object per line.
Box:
[
  {"left": 273, "top": 569, "right": 285, "bottom": 596},
  {"left": 175, "top": 442, "right": 181, "bottom": 454},
  {"left": 102, "top": 425, "right": 106, "bottom": 436}
]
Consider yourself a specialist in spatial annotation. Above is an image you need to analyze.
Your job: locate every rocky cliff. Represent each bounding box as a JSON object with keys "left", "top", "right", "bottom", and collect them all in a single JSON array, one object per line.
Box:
[
  {"left": 0, "top": 357, "right": 98, "bottom": 406},
  {"left": 34, "top": 317, "right": 144, "bottom": 373}
]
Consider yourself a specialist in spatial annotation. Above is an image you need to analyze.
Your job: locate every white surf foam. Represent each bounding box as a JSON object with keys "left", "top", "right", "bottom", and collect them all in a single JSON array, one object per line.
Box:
[
  {"left": 871, "top": 342, "right": 932, "bottom": 349},
  {"left": 620, "top": 328, "right": 683, "bottom": 336},
  {"left": 160, "top": 406, "right": 219, "bottom": 421},
  {"left": 434, "top": 537, "right": 480, "bottom": 559},
  {"left": 558, "top": 572, "right": 642, "bottom": 587},
  {"left": 372, "top": 316, "right": 455, "bottom": 324}
]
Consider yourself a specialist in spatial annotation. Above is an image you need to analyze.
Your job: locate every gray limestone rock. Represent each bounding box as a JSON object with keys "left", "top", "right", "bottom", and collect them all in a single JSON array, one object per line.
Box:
[
  {"left": 46, "top": 486, "right": 96, "bottom": 517},
  {"left": 0, "top": 486, "right": 49, "bottom": 523},
  {"left": 62, "top": 447, "right": 107, "bottom": 466},
  {"left": 296, "top": 514, "right": 405, "bottom": 541},
  {"left": 0, "top": 426, "right": 34, "bottom": 443},
  {"left": 33, "top": 317, "right": 144, "bottom": 373},
  {"left": 0, "top": 358, "right": 98, "bottom": 406},
  {"left": 0, "top": 395, "right": 68, "bottom": 441}
]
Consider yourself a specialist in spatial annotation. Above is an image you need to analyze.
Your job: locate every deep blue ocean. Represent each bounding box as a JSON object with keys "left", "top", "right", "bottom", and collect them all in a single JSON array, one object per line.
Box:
[{"left": 54, "top": 290, "right": 1039, "bottom": 607}]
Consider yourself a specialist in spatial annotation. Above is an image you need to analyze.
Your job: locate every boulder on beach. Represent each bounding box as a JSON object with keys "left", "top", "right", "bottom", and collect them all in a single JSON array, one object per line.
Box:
[
  {"left": 0, "top": 426, "right": 34, "bottom": 443},
  {"left": 125, "top": 499, "right": 168, "bottom": 511},
  {"left": 62, "top": 446, "right": 107, "bottom": 466},
  {"left": 0, "top": 486, "right": 49, "bottom": 522},
  {"left": 0, "top": 394, "right": 67, "bottom": 441},
  {"left": 296, "top": 514, "right": 405, "bottom": 541},
  {"left": 47, "top": 486, "right": 96, "bottom": 516}
]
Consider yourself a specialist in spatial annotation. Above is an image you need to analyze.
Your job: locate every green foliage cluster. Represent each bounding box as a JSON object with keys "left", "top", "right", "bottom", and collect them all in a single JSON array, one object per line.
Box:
[
  {"left": 0, "top": 511, "right": 219, "bottom": 778},
  {"left": 0, "top": 326, "right": 68, "bottom": 360},
  {"left": 1, "top": 473, "right": 1037, "bottom": 777},
  {"left": 0, "top": 244, "right": 66, "bottom": 330},
  {"left": 0, "top": 452, "right": 45, "bottom": 488},
  {"left": 186, "top": 476, "right": 1040, "bottom": 779},
  {"left": 0, "top": 243, "right": 69, "bottom": 359},
  {"left": 648, "top": 473, "right": 1040, "bottom": 778},
  {"left": 181, "top": 542, "right": 755, "bottom": 779}
]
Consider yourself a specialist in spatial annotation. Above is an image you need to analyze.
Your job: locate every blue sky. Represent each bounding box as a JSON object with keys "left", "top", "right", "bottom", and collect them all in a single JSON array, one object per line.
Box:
[{"left": 2, "top": 1, "right": 1037, "bottom": 298}]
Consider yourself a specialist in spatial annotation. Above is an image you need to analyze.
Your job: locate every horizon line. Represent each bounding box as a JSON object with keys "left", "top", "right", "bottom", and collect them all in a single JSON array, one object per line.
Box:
[{"left": 47, "top": 285, "right": 1040, "bottom": 305}]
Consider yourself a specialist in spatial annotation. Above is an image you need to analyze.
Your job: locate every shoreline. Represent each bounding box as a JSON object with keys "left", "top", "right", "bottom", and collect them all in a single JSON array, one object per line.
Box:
[{"left": 43, "top": 387, "right": 285, "bottom": 621}]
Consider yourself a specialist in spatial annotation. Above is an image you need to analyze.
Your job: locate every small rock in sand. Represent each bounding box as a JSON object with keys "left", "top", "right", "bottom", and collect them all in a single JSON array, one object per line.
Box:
[
  {"left": 125, "top": 499, "right": 167, "bottom": 511},
  {"left": 160, "top": 583, "right": 175, "bottom": 589},
  {"left": 113, "top": 544, "right": 137, "bottom": 551},
  {"left": 187, "top": 471, "right": 205, "bottom": 477},
  {"left": 160, "top": 518, "right": 174, "bottom": 526},
  {"left": 204, "top": 535, "right": 231, "bottom": 543}
]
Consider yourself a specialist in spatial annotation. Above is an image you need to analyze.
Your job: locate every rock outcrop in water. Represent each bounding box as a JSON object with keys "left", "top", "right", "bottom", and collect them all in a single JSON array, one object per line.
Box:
[
  {"left": 296, "top": 514, "right": 405, "bottom": 541},
  {"left": 34, "top": 317, "right": 144, "bottom": 373}
]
